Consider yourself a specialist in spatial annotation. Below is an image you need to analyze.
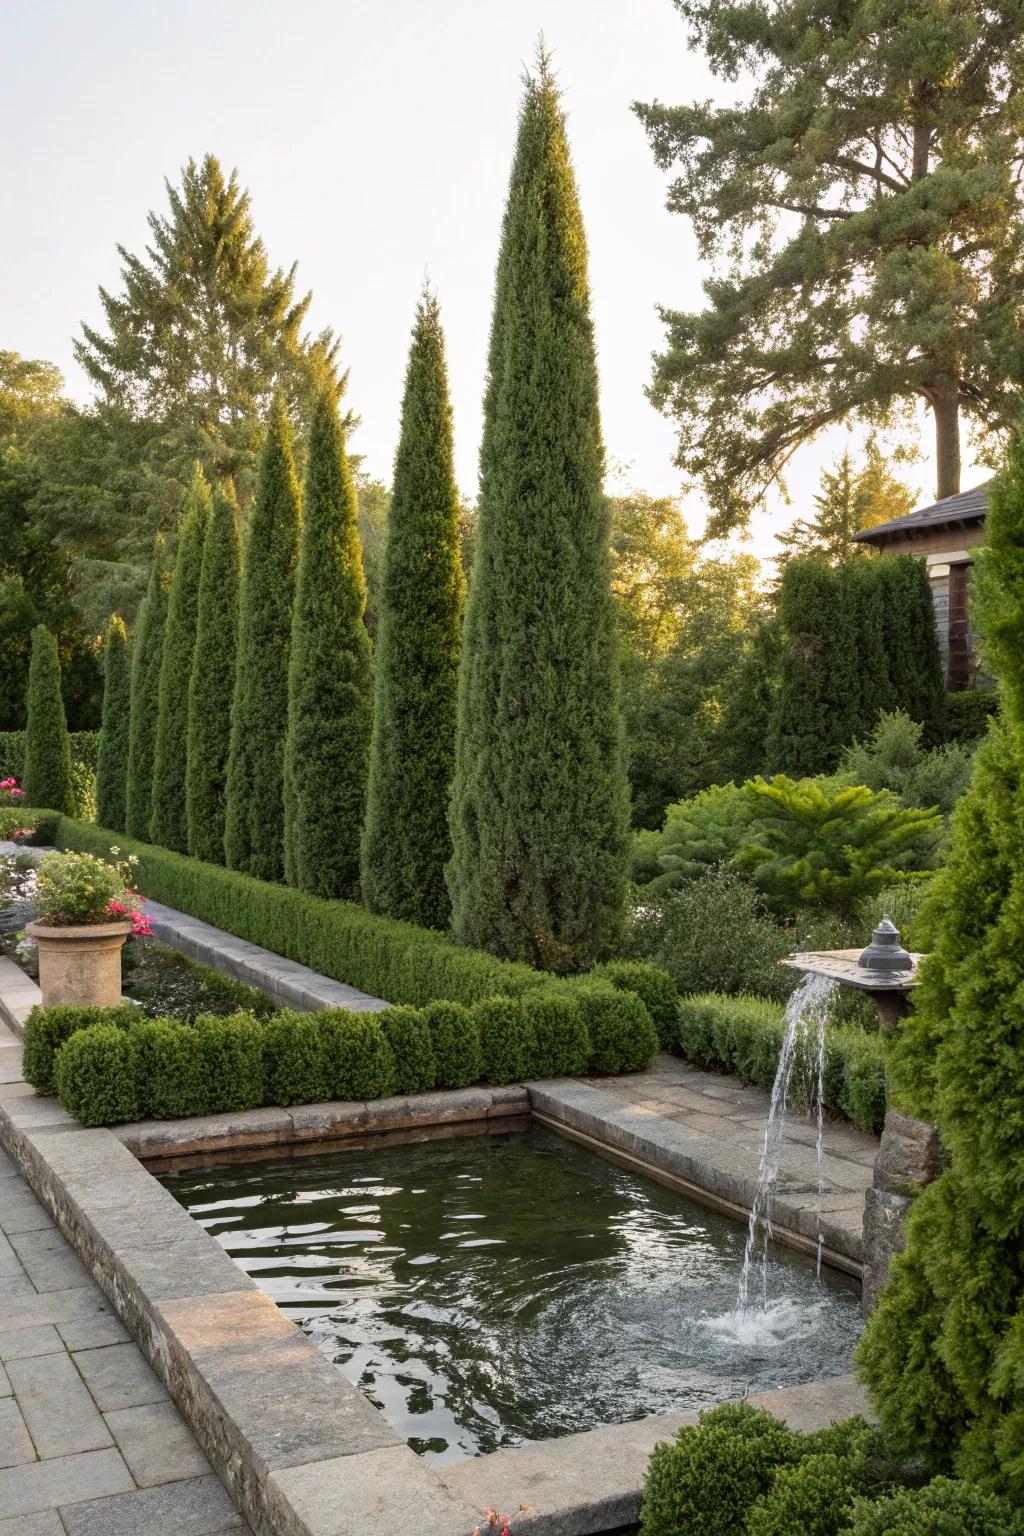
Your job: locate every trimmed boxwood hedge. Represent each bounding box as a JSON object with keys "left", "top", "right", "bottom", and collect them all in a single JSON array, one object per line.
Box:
[
  {"left": 28, "top": 979, "right": 660, "bottom": 1126},
  {"left": 674, "top": 992, "right": 887, "bottom": 1133}
]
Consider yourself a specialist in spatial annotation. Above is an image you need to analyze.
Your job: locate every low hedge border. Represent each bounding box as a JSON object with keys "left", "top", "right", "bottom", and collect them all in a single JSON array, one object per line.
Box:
[
  {"left": 673, "top": 992, "right": 887, "bottom": 1134},
  {"left": 29, "top": 984, "right": 660, "bottom": 1126},
  {"left": 48, "top": 816, "right": 676, "bottom": 1025}
]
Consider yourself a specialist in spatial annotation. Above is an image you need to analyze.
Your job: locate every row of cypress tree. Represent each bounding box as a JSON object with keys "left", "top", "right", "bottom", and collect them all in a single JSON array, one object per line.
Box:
[{"left": 89, "top": 59, "right": 630, "bottom": 973}]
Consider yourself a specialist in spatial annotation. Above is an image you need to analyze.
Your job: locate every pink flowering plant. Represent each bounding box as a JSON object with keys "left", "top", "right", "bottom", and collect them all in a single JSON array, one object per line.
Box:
[
  {"left": 34, "top": 846, "right": 150, "bottom": 932},
  {"left": 0, "top": 777, "right": 26, "bottom": 807}
]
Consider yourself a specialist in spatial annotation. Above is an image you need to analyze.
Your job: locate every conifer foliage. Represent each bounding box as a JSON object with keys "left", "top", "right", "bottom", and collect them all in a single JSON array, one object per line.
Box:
[
  {"left": 857, "top": 435, "right": 1024, "bottom": 1495},
  {"left": 225, "top": 396, "right": 301, "bottom": 880},
  {"left": 23, "top": 626, "right": 73, "bottom": 814},
  {"left": 150, "top": 467, "right": 210, "bottom": 851},
  {"left": 95, "top": 615, "right": 131, "bottom": 831},
  {"left": 186, "top": 484, "right": 241, "bottom": 863},
  {"left": 361, "top": 292, "right": 464, "bottom": 927},
  {"left": 284, "top": 388, "right": 373, "bottom": 899},
  {"left": 447, "top": 58, "right": 630, "bottom": 972},
  {"left": 126, "top": 535, "right": 171, "bottom": 840}
]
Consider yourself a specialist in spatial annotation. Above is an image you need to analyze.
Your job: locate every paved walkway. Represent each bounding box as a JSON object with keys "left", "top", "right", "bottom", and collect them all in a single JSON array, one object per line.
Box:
[
  {"left": 587, "top": 1054, "right": 879, "bottom": 1255},
  {"left": 0, "top": 1013, "right": 250, "bottom": 1535}
]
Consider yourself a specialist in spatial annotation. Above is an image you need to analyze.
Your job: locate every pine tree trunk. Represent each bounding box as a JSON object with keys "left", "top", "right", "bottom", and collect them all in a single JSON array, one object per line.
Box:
[{"left": 932, "top": 389, "right": 961, "bottom": 501}]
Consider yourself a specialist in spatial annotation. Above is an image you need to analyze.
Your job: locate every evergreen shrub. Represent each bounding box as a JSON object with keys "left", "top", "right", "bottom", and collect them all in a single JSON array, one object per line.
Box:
[
  {"left": 134, "top": 1017, "right": 206, "bottom": 1118},
  {"left": 422, "top": 1001, "right": 482, "bottom": 1089},
  {"left": 674, "top": 993, "right": 886, "bottom": 1133},
  {"left": 193, "top": 1013, "right": 264, "bottom": 1113},
  {"left": 262, "top": 1011, "right": 333, "bottom": 1107},
  {"left": 126, "top": 536, "right": 171, "bottom": 841},
  {"left": 23, "top": 627, "right": 74, "bottom": 814},
  {"left": 320, "top": 1011, "right": 397, "bottom": 1101},
  {"left": 186, "top": 484, "right": 241, "bottom": 863},
  {"left": 95, "top": 615, "right": 131, "bottom": 831},
  {"left": 377, "top": 1006, "right": 436, "bottom": 1095},
  {"left": 592, "top": 961, "right": 678, "bottom": 1048},
  {"left": 944, "top": 689, "right": 999, "bottom": 745},
  {"left": 53, "top": 1024, "right": 141, "bottom": 1126},
  {"left": 640, "top": 1402, "right": 801, "bottom": 1536},
  {"left": 522, "top": 989, "right": 590, "bottom": 1078},
  {"left": 22, "top": 1001, "right": 139, "bottom": 1094},
  {"left": 745, "top": 1451, "right": 864, "bottom": 1536},
  {"left": 473, "top": 996, "right": 536, "bottom": 1086},
  {"left": 566, "top": 980, "right": 658, "bottom": 1076},
  {"left": 849, "top": 1477, "right": 1024, "bottom": 1535}
]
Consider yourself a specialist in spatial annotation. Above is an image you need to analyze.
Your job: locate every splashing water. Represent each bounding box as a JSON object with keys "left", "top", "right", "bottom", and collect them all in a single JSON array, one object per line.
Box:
[{"left": 734, "top": 972, "right": 837, "bottom": 1321}]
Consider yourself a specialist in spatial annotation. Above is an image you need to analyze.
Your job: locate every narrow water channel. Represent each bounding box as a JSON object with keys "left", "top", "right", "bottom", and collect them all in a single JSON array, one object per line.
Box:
[{"left": 162, "top": 1125, "right": 862, "bottom": 1464}]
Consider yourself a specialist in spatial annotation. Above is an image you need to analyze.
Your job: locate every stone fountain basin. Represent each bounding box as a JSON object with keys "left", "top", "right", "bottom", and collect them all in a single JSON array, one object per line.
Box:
[{"left": 780, "top": 950, "right": 923, "bottom": 992}]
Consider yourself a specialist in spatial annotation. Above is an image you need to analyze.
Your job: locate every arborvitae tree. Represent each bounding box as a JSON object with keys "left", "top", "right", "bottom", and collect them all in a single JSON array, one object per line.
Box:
[
  {"left": 765, "top": 560, "right": 860, "bottom": 775},
  {"left": 125, "top": 535, "right": 171, "bottom": 840},
  {"left": 361, "top": 293, "right": 464, "bottom": 927},
  {"left": 713, "top": 618, "right": 781, "bottom": 783},
  {"left": 186, "top": 485, "right": 241, "bottom": 863},
  {"left": 224, "top": 396, "right": 300, "bottom": 880},
  {"left": 150, "top": 467, "right": 211, "bottom": 850},
  {"left": 284, "top": 388, "right": 373, "bottom": 898},
  {"left": 446, "top": 58, "right": 630, "bottom": 971},
  {"left": 857, "top": 435, "right": 1024, "bottom": 1495},
  {"left": 845, "top": 557, "right": 890, "bottom": 743},
  {"left": 880, "top": 557, "right": 947, "bottom": 746},
  {"left": 23, "top": 625, "right": 73, "bottom": 813},
  {"left": 95, "top": 615, "right": 131, "bottom": 830}
]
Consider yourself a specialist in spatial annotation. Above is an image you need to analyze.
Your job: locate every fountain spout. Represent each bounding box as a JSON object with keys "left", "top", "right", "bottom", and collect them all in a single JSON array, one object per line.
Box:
[{"left": 779, "top": 918, "right": 922, "bottom": 1033}]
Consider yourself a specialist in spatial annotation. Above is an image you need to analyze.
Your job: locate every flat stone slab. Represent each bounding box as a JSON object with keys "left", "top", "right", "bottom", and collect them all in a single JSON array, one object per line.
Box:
[{"left": 144, "top": 899, "right": 391, "bottom": 1014}]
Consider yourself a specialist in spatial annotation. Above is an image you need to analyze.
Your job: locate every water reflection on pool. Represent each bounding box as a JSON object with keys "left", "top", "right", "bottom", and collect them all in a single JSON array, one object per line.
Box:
[{"left": 161, "top": 1126, "right": 862, "bottom": 1464}]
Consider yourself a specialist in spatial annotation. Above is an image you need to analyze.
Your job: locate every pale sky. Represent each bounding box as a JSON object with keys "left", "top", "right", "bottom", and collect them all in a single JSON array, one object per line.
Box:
[{"left": 4, "top": 0, "right": 983, "bottom": 562}]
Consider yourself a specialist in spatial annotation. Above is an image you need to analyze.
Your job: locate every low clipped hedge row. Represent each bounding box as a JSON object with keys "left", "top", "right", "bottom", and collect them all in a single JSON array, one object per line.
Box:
[
  {"left": 51, "top": 818, "right": 676, "bottom": 1022},
  {"left": 28, "top": 981, "right": 660, "bottom": 1126},
  {"left": 640, "top": 1401, "right": 1022, "bottom": 1536},
  {"left": 673, "top": 992, "right": 887, "bottom": 1133}
]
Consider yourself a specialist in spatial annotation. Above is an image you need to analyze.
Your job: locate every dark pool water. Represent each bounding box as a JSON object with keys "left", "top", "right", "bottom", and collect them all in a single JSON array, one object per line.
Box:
[{"left": 161, "top": 1127, "right": 862, "bottom": 1465}]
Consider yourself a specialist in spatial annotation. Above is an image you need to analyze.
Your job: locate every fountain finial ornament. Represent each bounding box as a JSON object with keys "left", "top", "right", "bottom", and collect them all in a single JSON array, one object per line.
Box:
[{"left": 857, "top": 917, "right": 914, "bottom": 973}]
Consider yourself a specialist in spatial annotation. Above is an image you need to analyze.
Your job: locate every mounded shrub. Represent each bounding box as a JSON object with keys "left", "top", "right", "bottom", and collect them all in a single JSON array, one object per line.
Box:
[
  {"left": 472, "top": 996, "right": 536, "bottom": 1087},
  {"left": 320, "top": 1012, "right": 397, "bottom": 1101},
  {"left": 944, "top": 689, "right": 998, "bottom": 746},
  {"left": 53, "top": 1024, "right": 141, "bottom": 1126},
  {"left": 565, "top": 981, "right": 658, "bottom": 1076},
  {"left": 377, "top": 1006, "right": 436, "bottom": 1095},
  {"left": 192, "top": 1012, "right": 264, "bottom": 1114},
  {"left": 22, "top": 1002, "right": 139, "bottom": 1094},
  {"left": 134, "top": 1017, "right": 206, "bottom": 1119},
  {"left": 421, "top": 1001, "right": 482, "bottom": 1090},
  {"left": 262, "top": 1011, "right": 333, "bottom": 1107},
  {"left": 641, "top": 1402, "right": 801, "bottom": 1536},
  {"left": 849, "top": 1476, "right": 1024, "bottom": 1535},
  {"left": 521, "top": 989, "right": 589, "bottom": 1078},
  {"left": 745, "top": 1451, "right": 864, "bottom": 1536},
  {"left": 592, "top": 962, "right": 678, "bottom": 1049}
]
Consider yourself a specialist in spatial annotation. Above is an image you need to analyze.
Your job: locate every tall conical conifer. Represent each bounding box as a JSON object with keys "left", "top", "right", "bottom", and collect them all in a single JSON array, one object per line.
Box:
[
  {"left": 95, "top": 615, "right": 131, "bottom": 830},
  {"left": 284, "top": 388, "right": 373, "bottom": 898},
  {"left": 225, "top": 397, "right": 301, "bottom": 879},
  {"left": 361, "top": 292, "right": 464, "bottom": 927},
  {"left": 186, "top": 484, "right": 241, "bottom": 862},
  {"left": 446, "top": 57, "right": 630, "bottom": 971},
  {"left": 126, "top": 535, "right": 171, "bottom": 840},
  {"left": 150, "top": 467, "right": 211, "bottom": 850},
  {"left": 23, "top": 626, "right": 73, "bottom": 814}
]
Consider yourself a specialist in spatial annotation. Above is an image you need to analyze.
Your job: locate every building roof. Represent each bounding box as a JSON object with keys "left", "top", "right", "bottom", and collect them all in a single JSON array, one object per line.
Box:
[{"left": 853, "top": 481, "right": 991, "bottom": 545}]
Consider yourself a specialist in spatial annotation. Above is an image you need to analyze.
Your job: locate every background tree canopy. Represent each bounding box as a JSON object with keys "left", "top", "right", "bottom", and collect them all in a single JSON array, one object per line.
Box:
[{"left": 636, "top": 0, "right": 1024, "bottom": 533}]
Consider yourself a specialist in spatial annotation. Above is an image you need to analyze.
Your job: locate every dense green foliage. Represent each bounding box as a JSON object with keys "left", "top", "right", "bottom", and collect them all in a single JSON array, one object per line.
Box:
[
  {"left": 634, "top": 781, "right": 757, "bottom": 892},
  {"left": 774, "top": 445, "right": 915, "bottom": 569},
  {"left": 880, "top": 558, "right": 948, "bottom": 747},
  {"left": 635, "top": 4, "right": 1024, "bottom": 528},
  {"left": 561, "top": 979, "right": 659, "bottom": 1076},
  {"left": 150, "top": 468, "right": 210, "bottom": 850},
  {"left": 285, "top": 388, "right": 373, "bottom": 899},
  {"left": 675, "top": 992, "right": 887, "bottom": 1132},
  {"left": 95, "top": 615, "right": 131, "bottom": 830},
  {"left": 362, "top": 293, "right": 464, "bottom": 927},
  {"left": 945, "top": 689, "right": 999, "bottom": 745},
  {"left": 23, "top": 626, "right": 73, "bottom": 814},
  {"left": 838, "top": 711, "right": 975, "bottom": 817},
  {"left": 377, "top": 1006, "right": 436, "bottom": 1096},
  {"left": 0, "top": 730, "right": 97, "bottom": 783},
  {"left": 447, "top": 59, "right": 629, "bottom": 969},
  {"left": 125, "top": 536, "right": 171, "bottom": 840},
  {"left": 422, "top": 1001, "right": 482, "bottom": 1090},
  {"left": 849, "top": 1477, "right": 1024, "bottom": 1534},
  {"left": 53, "top": 1024, "right": 141, "bottom": 1125},
  {"left": 224, "top": 396, "right": 300, "bottom": 880},
  {"left": 22, "top": 1001, "right": 140, "bottom": 1094},
  {"left": 857, "top": 436, "right": 1024, "bottom": 1492},
  {"left": 591, "top": 961, "right": 679, "bottom": 1048},
  {"left": 736, "top": 777, "right": 940, "bottom": 918},
  {"left": 185, "top": 484, "right": 241, "bottom": 862}
]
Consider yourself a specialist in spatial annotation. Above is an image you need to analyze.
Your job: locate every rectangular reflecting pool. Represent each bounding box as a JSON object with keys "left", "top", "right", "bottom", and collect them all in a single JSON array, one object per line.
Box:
[{"left": 160, "top": 1126, "right": 862, "bottom": 1465}]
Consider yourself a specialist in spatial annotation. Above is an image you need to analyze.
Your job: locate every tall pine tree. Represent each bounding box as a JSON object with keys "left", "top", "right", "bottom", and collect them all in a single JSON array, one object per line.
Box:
[
  {"left": 361, "top": 292, "right": 464, "bottom": 927},
  {"left": 150, "top": 467, "right": 210, "bottom": 850},
  {"left": 224, "top": 396, "right": 300, "bottom": 880},
  {"left": 447, "top": 58, "right": 630, "bottom": 971},
  {"left": 186, "top": 484, "right": 241, "bottom": 863},
  {"left": 284, "top": 388, "right": 373, "bottom": 899},
  {"left": 125, "top": 535, "right": 171, "bottom": 840},
  {"left": 23, "top": 626, "right": 73, "bottom": 814},
  {"left": 95, "top": 614, "right": 131, "bottom": 830}
]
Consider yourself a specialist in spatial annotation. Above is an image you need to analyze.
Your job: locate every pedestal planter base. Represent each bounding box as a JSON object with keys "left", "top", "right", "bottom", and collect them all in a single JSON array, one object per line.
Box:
[{"left": 26, "top": 920, "right": 132, "bottom": 1009}]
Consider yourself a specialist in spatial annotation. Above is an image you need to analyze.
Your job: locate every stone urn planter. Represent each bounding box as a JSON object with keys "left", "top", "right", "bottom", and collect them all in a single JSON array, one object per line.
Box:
[{"left": 26, "top": 920, "right": 133, "bottom": 1008}]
